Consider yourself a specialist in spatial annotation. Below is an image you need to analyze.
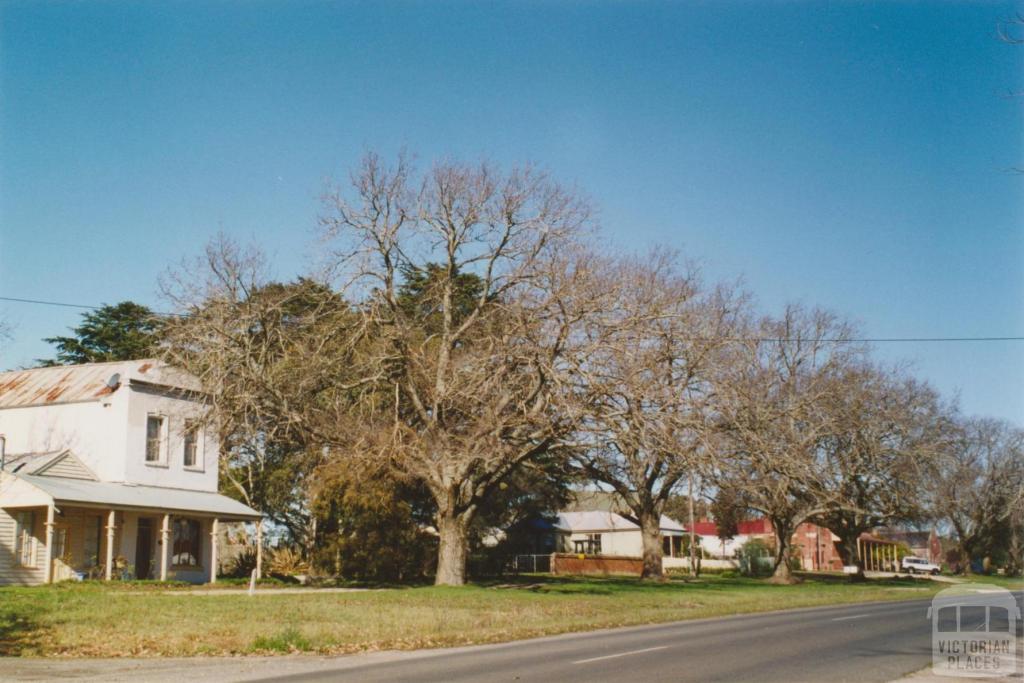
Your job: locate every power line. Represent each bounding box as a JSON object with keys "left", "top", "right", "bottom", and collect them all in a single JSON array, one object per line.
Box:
[
  {"left": 0, "top": 296, "right": 102, "bottom": 311},
  {"left": 743, "top": 336, "right": 1024, "bottom": 343},
  {"left": 816, "top": 337, "right": 1024, "bottom": 343},
  {"left": 0, "top": 295, "right": 1021, "bottom": 343},
  {"left": 685, "top": 336, "right": 1024, "bottom": 343},
  {"left": 0, "top": 296, "right": 182, "bottom": 318}
]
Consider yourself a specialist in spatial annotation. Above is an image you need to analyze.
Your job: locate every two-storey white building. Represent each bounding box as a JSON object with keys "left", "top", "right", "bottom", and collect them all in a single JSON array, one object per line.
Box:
[{"left": 0, "top": 360, "right": 260, "bottom": 585}]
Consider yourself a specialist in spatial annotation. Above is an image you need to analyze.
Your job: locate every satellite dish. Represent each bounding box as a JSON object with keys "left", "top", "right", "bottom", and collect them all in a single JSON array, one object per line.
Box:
[{"left": 107, "top": 373, "right": 121, "bottom": 389}]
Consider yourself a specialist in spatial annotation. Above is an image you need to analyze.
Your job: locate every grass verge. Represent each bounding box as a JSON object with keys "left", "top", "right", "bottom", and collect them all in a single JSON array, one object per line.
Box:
[{"left": 1, "top": 574, "right": 1018, "bottom": 657}]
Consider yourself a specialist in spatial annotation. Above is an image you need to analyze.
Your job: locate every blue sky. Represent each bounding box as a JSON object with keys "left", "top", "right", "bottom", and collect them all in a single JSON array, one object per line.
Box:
[{"left": 1, "top": 1, "right": 1021, "bottom": 423}]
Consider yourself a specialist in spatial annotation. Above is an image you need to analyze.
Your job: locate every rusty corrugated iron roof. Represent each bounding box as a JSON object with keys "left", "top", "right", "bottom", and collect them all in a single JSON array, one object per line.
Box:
[{"left": 0, "top": 359, "right": 194, "bottom": 409}]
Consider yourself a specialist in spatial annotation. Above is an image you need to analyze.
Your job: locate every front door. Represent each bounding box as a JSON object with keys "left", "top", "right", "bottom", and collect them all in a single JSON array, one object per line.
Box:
[{"left": 135, "top": 518, "right": 153, "bottom": 579}]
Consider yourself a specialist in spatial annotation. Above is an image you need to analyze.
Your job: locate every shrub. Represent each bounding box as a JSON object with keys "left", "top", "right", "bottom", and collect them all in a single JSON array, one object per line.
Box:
[
  {"left": 737, "top": 538, "right": 773, "bottom": 577},
  {"left": 224, "top": 545, "right": 258, "bottom": 578},
  {"left": 268, "top": 546, "right": 311, "bottom": 577}
]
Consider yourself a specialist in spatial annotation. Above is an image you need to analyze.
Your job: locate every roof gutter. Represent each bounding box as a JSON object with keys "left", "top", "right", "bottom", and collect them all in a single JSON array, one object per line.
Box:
[{"left": 47, "top": 499, "right": 261, "bottom": 521}]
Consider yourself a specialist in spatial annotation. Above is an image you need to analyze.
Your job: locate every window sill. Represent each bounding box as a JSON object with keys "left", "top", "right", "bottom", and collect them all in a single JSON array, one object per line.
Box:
[
  {"left": 144, "top": 461, "right": 169, "bottom": 469},
  {"left": 183, "top": 466, "right": 205, "bottom": 473}
]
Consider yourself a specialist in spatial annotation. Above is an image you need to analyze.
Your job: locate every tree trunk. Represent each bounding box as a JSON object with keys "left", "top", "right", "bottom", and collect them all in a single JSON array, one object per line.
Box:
[
  {"left": 688, "top": 474, "right": 698, "bottom": 578},
  {"left": 639, "top": 511, "right": 664, "bottom": 580},
  {"left": 836, "top": 531, "right": 866, "bottom": 582},
  {"left": 435, "top": 510, "right": 470, "bottom": 586},
  {"left": 957, "top": 540, "right": 974, "bottom": 575},
  {"left": 1006, "top": 528, "right": 1023, "bottom": 577},
  {"left": 769, "top": 520, "right": 794, "bottom": 584},
  {"left": 306, "top": 515, "right": 318, "bottom": 570}
]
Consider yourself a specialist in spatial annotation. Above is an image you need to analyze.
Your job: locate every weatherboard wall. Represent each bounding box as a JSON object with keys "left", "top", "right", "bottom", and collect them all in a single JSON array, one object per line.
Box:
[{"left": 0, "top": 506, "right": 45, "bottom": 586}]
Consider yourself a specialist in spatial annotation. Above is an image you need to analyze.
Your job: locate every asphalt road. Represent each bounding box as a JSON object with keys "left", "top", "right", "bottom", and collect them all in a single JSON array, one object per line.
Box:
[{"left": 246, "top": 591, "right": 1024, "bottom": 683}]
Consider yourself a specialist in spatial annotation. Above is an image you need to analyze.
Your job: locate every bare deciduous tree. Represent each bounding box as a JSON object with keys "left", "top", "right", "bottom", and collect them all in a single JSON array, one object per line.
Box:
[
  {"left": 710, "top": 305, "right": 862, "bottom": 583},
  {"left": 928, "top": 416, "right": 1024, "bottom": 573},
  {"left": 318, "top": 153, "right": 596, "bottom": 585},
  {"left": 158, "top": 153, "right": 1024, "bottom": 586},
  {"left": 813, "top": 364, "right": 951, "bottom": 579},
  {"left": 570, "top": 252, "right": 743, "bottom": 579},
  {"left": 162, "top": 237, "right": 364, "bottom": 556}
]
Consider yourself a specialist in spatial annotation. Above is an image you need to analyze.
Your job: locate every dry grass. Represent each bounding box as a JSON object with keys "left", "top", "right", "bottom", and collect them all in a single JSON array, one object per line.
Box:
[{"left": 1, "top": 574, "right": 1004, "bottom": 658}]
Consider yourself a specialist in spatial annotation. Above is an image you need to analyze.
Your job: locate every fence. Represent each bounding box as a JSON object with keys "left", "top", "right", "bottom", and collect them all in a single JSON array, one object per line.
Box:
[
  {"left": 551, "top": 553, "right": 644, "bottom": 576},
  {"left": 511, "top": 554, "right": 552, "bottom": 574}
]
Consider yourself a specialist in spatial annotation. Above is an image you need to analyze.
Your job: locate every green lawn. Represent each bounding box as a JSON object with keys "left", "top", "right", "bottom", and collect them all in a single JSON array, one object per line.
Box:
[
  {"left": 1, "top": 574, "right": 1017, "bottom": 658},
  {"left": 948, "top": 573, "right": 1024, "bottom": 590}
]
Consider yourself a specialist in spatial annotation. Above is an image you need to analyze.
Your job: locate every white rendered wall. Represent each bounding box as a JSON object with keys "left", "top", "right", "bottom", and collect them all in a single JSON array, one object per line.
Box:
[
  {"left": 122, "top": 385, "right": 217, "bottom": 492},
  {"left": 0, "top": 390, "right": 129, "bottom": 482},
  {"left": 0, "top": 382, "right": 217, "bottom": 492}
]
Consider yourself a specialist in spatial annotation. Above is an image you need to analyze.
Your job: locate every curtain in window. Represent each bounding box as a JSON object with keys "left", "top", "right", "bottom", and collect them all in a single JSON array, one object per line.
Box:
[{"left": 171, "top": 519, "right": 201, "bottom": 566}]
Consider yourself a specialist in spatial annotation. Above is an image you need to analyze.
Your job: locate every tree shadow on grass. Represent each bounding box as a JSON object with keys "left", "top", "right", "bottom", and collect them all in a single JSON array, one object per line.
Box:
[
  {"left": 475, "top": 574, "right": 761, "bottom": 596},
  {"left": 474, "top": 572, "right": 925, "bottom": 595},
  {"left": 0, "top": 540, "right": 49, "bottom": 655},
  {"left": 793, "top": 571, "right": 938, "bottom": 587},
  {"left": 0, "top": 608, "right": 44, "bottom": 656}
]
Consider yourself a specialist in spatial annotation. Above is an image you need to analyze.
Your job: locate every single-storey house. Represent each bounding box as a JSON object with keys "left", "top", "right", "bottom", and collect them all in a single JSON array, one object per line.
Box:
[
  {"left": 553, "top": 510, "right": 691, "bottom": 568},
  {"left": 0, "top": 360, "right": 261, "bottom": 585}
]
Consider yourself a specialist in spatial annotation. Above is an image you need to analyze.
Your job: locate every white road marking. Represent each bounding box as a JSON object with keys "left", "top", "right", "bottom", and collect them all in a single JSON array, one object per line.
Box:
[
  {"left": 831, "top": 614, "right": 870, "bottom": 622},
  {"left": 572, "top": 646, "right": 669, "bottom": 664}
]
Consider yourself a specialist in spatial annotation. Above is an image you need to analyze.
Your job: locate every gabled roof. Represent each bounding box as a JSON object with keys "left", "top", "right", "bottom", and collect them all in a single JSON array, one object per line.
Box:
[
  {"left": 5, "top": 450, "right": 96, "bottom": 480},
  {"left": 555, "top": 510, "right": 685, "bottom": 533},
  {"left": 557, "top": 510, "right": 636, "bottom": 532},
  {"left": 0, "top": 360, "right": 201, "bottom": 409},
  {"left": 4, "top": 450, "right": 65, "bottom": 473},
  {"left": 4, "top": 473, "right": 260, "bottom": 520}
]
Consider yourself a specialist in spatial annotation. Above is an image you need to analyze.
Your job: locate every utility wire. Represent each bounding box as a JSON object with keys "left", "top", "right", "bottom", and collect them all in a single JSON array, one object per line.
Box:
[
  {"left": 0, "top": 295, "right": 1021, "bottom": 343},
  {"left": 749, "top": 337, "right": 1024, "bottom": 343},
  {"left": 0, "top": 296, "right": 183, "bottom": 317},
  {"left": 0, "top": 296, "right": 102, "bottom": 311}
]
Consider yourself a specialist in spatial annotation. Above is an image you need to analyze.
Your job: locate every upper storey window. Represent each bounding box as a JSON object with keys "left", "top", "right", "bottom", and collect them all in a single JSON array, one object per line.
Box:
[
  {"left": 145, "top": 415, "right": 165, "bottom": 464},
  {"left": 183, "top": 420, "right": 201, "bottom": 469}
]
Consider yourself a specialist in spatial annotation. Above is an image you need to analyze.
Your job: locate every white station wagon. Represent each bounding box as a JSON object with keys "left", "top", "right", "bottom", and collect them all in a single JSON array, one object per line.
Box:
[{"left": 901, "top": 556, "right": 941, "bottom": 575}]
